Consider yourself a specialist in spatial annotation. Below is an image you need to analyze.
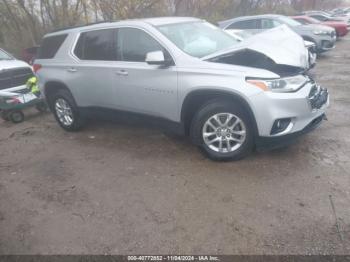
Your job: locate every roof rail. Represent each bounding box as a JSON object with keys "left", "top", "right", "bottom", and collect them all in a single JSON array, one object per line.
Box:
[{"left": 50, "top": 21, "right": 112, "bottom": 33}]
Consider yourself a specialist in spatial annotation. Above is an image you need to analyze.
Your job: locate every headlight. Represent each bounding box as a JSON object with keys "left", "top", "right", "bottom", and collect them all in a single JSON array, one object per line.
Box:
[
  {"left": 313, "top": 30, "right": 328, "bottom": 35},
  {"left": 246, "top": 75, "right": 308, "bottom": 93}
]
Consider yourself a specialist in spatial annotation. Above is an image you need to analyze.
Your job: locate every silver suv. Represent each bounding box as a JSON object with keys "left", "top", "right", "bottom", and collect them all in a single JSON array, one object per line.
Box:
[{"left": 35, "top": 17, "right": 329, "bottom": 161}]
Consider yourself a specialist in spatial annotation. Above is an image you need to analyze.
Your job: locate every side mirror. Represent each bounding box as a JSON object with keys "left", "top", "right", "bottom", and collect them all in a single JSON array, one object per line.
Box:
[{"left": 145, "top": 50, "right": 171, "bottom": 66}]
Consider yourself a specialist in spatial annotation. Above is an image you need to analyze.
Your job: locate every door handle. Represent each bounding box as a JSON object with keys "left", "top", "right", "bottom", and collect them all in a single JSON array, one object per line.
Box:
[
  {"left": 116, "top": 70, "right": 128, "bottom": 76},
  {"left": 67, "top": 68, "right": 77, "bottom": 73}
]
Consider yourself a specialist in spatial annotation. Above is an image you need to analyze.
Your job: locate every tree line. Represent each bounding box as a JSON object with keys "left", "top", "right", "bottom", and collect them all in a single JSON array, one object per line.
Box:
[{"left": 0, "top": 0, "right": 347, "bottom": 56}]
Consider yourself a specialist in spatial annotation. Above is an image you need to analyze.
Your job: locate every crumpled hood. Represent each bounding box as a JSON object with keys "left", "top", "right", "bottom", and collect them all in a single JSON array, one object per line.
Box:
[
  {"left": 204, "top": 25, "right": 309, "bottom": 69},
  {"left": 0, "top": 60, "right": 31, "bottom": 70}
]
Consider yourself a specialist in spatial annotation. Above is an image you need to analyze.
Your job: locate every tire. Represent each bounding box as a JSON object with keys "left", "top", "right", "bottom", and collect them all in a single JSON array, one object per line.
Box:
[
  {"left": 9, "top": 110, "right": 24, "bottom": 124},
  {"left": 51, "top": 89, "right": 85, "bottom": 131},
  {"left": 190, "top": 100, "right": 254, "bottom": 161}
]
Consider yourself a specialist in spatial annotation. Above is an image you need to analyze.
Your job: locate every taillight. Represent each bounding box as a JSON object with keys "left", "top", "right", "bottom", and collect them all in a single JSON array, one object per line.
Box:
[{"left": 33, "top": 64, "right": 42, "bottom": 73}]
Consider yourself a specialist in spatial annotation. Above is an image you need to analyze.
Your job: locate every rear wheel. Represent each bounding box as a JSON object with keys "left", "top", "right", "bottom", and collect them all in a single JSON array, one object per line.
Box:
[
  {"left": 9, "top": 110, "right": 24, "bottom": 123},
  {"left": 51, "top": 89, "right": 85, "bottom": 131},
  {"left": 190, "top": 100, "right": 254, "bottom": 161}
]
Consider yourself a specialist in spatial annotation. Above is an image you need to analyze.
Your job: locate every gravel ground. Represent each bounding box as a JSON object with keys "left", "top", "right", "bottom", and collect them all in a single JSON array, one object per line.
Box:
[{"left": 0, "top": 36, "right": 350, "bottom": 255}]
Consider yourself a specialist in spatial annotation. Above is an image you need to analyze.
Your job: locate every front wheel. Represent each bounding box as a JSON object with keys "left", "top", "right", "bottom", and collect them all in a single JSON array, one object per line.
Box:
[{"left": 190, "top": 100, "right": 254, "bottom": 161}]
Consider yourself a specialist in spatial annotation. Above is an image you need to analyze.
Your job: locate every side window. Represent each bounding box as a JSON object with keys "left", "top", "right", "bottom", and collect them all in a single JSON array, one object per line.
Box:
[
  {"left": 117, "top": 28, "right": 166, "bottom": 62},
  {"left": 74, "top": 29, "right": 115, "bottom": 61},
  {"left": 261, "top": 19, "right": 281, "bottom": 29},
  {"left": 261, "top": 19, "right": 274, "bottom": 29},
  {"left": 227, "top": 19, "right": 259, "bottom": 30},
  {"left": 38, "top": 34, "right": 68, "bottom": 59},
  {"left": 311, "top": 15, "right": 326, "bottom": 21},
  {"left": 295, "top": 18, "right": 307, "bottom": 25}
]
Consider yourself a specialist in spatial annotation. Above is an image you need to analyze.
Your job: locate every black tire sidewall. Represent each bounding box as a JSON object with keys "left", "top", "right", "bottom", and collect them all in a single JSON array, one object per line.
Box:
[
  {"left": 190, "top": 100, "right": 255, "bottom": 161},
  {"left": 51, "top": 90, "right": 84, "bottom": 132}
]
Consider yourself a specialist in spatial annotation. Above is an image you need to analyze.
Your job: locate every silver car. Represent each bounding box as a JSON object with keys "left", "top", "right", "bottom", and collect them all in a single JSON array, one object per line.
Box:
[
  {"left": 35, "top": 17, "right": 329, "bottom": 161},
  {"left": 219, "top": 14, "right": 336, "bottom": 53}
]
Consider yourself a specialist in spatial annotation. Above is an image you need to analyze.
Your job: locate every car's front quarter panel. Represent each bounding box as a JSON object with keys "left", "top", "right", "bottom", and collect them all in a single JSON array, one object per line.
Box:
[
  {"left": 248, "top": 81, "right": 329, "bottom": 137},
  {"left": 176, "top": 63, "right": 277, "bottom": 121}
]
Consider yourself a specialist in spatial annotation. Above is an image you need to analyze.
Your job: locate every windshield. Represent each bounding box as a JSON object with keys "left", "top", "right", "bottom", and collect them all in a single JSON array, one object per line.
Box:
[
  {"left": 0, "top": 49, "right": 14, "bottom": 60},
  {"left": 278, "top": 16, "right": 302, "bottom": 27},
  {"left": 157, "top": 21, "right": 240, "bottom": 58}
]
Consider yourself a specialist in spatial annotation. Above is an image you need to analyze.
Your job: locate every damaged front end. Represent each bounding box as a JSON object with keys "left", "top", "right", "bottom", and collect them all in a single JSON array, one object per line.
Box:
[
  {"left": 204, "top": 25, "right": 312, "bottom": 77},
  {"left": 206, "top": 49, "right": 306, "bottom": 77}
]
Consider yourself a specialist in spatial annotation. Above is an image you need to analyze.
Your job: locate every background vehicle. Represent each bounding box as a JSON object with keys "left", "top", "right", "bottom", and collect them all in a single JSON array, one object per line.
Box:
[
  {"left": 0, "top": 48, "right": 33, "bottom": 92},
  {"left": 35, "top": 18, "right": 328, "bottom": 161},
  {"left": 330, "top": 8, "right": 350, "bottom": 16},
  {"left": 303, "top": 11, "right": 350, "bottom": 26},
  {"left": 218, "top": 14, "right": 336, "bottom": 53},
  {"left": 292, "top": 15, "right": 348, "bottom": 38}
]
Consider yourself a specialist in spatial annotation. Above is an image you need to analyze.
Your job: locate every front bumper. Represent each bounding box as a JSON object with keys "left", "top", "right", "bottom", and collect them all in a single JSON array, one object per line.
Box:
[
  {"left": 249, "top": 79, "right": 329, "bottom": 140},
  {"left": 314, "top": 34, "right": 336, "bottom": 53},
  {"left": 256, "top": 113, "right": 326, "bottom": 150}
]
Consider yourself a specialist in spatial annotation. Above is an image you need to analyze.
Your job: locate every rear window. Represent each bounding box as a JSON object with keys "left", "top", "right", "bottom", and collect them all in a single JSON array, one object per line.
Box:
[
  {"left": 37, "top": 34, "right": 68, "bottom": 59},
  {"left": 294, "top": 18, "right": 308, "bottom": 25}
]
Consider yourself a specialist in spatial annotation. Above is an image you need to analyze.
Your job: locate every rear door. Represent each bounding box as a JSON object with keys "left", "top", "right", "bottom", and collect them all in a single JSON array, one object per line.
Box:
[{"left": 71, "top": 28, "right": 116, "bottom": 107}]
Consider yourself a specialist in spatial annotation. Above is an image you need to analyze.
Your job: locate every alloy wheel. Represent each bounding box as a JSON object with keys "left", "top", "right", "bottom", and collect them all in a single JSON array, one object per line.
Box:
[
  {"left": 202, "top": 113, "right": 246, "bottom": 153},
  {"left": 55, "top": 98, "right": 74, "bottom": 126}
]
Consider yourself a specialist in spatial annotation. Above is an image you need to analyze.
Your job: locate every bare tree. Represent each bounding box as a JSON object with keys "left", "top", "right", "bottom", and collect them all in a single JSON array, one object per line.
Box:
[{"left": 0, "top": 0, "right": 347, "bottom": 56}]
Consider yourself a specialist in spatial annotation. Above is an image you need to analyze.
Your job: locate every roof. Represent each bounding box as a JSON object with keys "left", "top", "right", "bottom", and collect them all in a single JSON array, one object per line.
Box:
[
  {"left": 218, "top": 14, "right": 285, "bottom": 27},
  {"left": 138, "top": 17, "right": 200, "bottom": 26},
  {"left": 46, "top": 17, "right": 201, "bottom": 37}
]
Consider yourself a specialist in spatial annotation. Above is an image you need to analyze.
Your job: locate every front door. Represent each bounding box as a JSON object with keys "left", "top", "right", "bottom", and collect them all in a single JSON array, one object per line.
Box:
[{"left": 111, "top": 27, "right": 178, "bottom": 121}]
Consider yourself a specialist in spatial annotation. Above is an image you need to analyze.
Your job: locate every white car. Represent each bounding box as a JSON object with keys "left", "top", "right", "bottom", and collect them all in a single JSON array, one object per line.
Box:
[{"left": 0, "top": 48, "right": 33, "bottom": 92}]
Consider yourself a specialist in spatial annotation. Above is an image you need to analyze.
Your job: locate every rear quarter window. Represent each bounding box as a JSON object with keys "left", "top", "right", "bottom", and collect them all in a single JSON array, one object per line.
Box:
[{"left": 37, "top": 34, "right": 68, "bottom": 59}]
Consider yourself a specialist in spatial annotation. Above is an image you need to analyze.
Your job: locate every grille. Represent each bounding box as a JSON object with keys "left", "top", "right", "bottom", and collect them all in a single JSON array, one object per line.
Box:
[{"left": 0, "top": 67, "right": 33, "bottom": 90}]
